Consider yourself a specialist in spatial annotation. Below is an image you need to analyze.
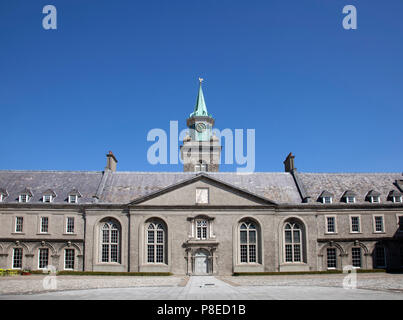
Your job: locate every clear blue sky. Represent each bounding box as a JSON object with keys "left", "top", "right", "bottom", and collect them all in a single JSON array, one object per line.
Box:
[{"left": 0, "top": 0, "right": 402, "bottom": 173}]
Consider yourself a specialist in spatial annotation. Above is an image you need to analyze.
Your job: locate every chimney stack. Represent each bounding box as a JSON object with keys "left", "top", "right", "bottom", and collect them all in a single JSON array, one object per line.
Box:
[
  {"left": 105, "top": 151, "right": 118, "bottom": 172},
  {"left": 283, "top": 152, "right": 295, "bottom": 172}
]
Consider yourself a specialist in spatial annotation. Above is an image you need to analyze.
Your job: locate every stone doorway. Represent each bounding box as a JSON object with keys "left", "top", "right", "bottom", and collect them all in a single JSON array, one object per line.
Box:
[{"left": 194, "top": 249, "right": 209, "bottom": 275}]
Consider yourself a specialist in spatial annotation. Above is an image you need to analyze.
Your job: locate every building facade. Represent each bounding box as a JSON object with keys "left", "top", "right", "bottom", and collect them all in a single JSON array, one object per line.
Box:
[{"left": 0, "top": 82, "right": 403, "bottom": 275}]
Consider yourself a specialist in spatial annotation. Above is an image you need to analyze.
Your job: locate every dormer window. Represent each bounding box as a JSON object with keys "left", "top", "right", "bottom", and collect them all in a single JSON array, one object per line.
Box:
[
  {"left": 43, "top": 195, "right": 52, "bottom": 203},
  {"left": 19, "top": 188, "right": 33, "bottom": 203},
  {"left": 366, "top": 190, "right": 381, "bottom": 203},
  {"left": 318, "top": 191, "right": 333, "bottom": 204},
  {"left": 69, "top": 195, "right": 78, "bottom": 204},
  {"left": 68, "top": 189, "right": 81, "bottom": 204},
  {"left": 0, "top": 188, "right": 7, "bottom": 202},
  {"left": 42, "top": 190, "right": 56, "bottom": 203},
  {"left": 342, "top": 190, "right": 356, "bottom": 204},
  {"left": 388, "top": 190, "right": 402, "bottom": 203}
]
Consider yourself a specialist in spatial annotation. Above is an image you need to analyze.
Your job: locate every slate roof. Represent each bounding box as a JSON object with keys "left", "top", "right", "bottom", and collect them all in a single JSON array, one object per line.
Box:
[
  {"left": 0, "top": 170, "right": 402, "bottom": 205},
  {"left": 296, "top": 172, "right": 403, "bottom": 204},
  {"left": 99, "top": 171, "right": 301, "bottom": 204},
  {"left": 0, "top": 171, "right": 103, "bottom": 204}
]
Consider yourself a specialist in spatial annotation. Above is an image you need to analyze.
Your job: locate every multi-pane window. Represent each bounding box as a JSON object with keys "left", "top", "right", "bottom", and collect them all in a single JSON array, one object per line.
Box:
[
  {"left": 352, "top": 247, "right": 361, "bottom": 268},
  {"left": 351, "top": 216, "right": 360, "bottom": 233},
  {"left": 393, "top": 196, "right": 402, "bottom": 203},
  {"left": 327, "top": 248, "right": 337, "bottom": 269},
  {"left": 43, "top": 195, "right": 52, "bottom": 203},
  {"left": 195, "top": 188, "right": 209, "bottom": 204},
  {"left": 15, "top": 217, "right": 23, "bottom": 233},
  {"left": 374, "top": 246, "right": 386, "bottom": 268},
  {"left": 38, "top": 248, "right": 49, "bottom": 269},
  {"left": 101, "top": 221, "right": 120, "bottom": 263},
  {"left": 326, "top": 217, "right": 336, "bottom": 233},
  {"left": 19, "top": 194, "right": 29, "bottom": 203},
  {"left": 284, "top": 222, "right": 303, "bottom": 263},
  {"left": 64, "top": 249, "right": 75, "bottom": 270},
  {"left": 147, "top": 222, "right": 165, "bottom": 263},
  {"left": 66, "top": 217, "right": 75, "bottom": 233},
  {"left": 40, "top": 217, "right": 49, "bottom": 233},
  {"left": 370, "top": 196, "right": 380, "bottom": 203},
  {"left": 196, "top": 220, "right": 208, "bottom": 240},
  {"left": 323, "top": 196, "right": 332, "bottom": 204},
  {"left": 69, "top": 195, "right": 78, "bottom": 204},
  {"left": 374, "top": 216, "right": 384, "bottom": 232},
  {"left": 239, "top": 221, "right": 257, "bottom": 263},
  {"left": 346, "top": 196, "right": 355, "bottom": 203},
  {"left": 12, "top": 248, "right": 23, "bottom": 269}
]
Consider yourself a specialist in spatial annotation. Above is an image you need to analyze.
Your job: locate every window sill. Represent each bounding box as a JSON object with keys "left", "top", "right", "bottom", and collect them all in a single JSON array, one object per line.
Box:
[
  {"left": 373, "top": 232, "right": 385, "bottom": 234},
  {"left": 349, "top": 232, "right": 362, "bottom": 234},
  {"left": 11, "top": 232, "right": 25, "bottom": 235},
  {"left": 63, "top": 233, "right": 77, "bottom": 236},
  {"left": 36, "top": 233, "right": 51, "bottom": 235},
  {"left": 324, "top": 232, "right": 338, "bottom": 235}
]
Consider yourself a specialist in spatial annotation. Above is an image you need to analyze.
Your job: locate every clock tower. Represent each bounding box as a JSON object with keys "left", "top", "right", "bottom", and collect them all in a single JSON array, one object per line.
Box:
[{"left": 180, "top": 78, "right": 221, "bottom": 172}]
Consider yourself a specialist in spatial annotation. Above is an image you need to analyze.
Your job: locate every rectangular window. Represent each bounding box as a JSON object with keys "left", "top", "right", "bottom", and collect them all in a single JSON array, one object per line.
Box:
[
  {"left": 327, "top": 248, "right": 337, "bottom": 269},
  {"left": 40, "top": 217, "right": 49, "bottom": 233},
  {"left": 195, "top": 188, "right": 209, "bottom": 204},
  {"left": 240, "top": 230, "right": 247, "bottom": 244},
  {"left": 351, "top": 216, "right": 360, "bottom": 233},
  {"left": 110, "top": 244, "right": 118, "bottom": 262},
  {"left": 64, "top": 249, "right": 75, "bottom": 270},
  {"left": 249, "top": 245, "right": 256, "bottom": 263},
  {"left": 323, "top": 197, "right": 332, "bottom": 204},
  {"left": 293, "top": 245, "right": 301, "bottom": 262},
  {"left": 43, "top": 195, "right": 52, "bottom": 203},
  {"left": 346, "top": 196, "right": 355, "bottom": 203},
  {"left": 12, "top": 248, "right": 23, "bottom": 269},
  {"left": 352, "top": 248, "right": 361, "bottom": 268},
  {"left": 15, "top": 217, "right": 23, "bottom": 233},
  {"left": 101, "top": 244, "right": 109, "bottom": 262},
  {"left": 240, "top": 245, "right": 248, "bottom": 263},
  {"left": 147, "top": 245, "right": 155, "bottom": 263},
  {"left": 371, "top": 196, "right": 380, "bottom": 203},
  {"left": 374, "top": 216, "right": 384, "bottom": 233},
  {"left": 38, "top": 248, "right": 49, "bottom": 269},
  {"left": 19, "top": 194, "right": 28, "bottom": 203},
  {"left": 326, "top": 217, "right": 336, "bottom": 233},
  {"left": 156, "top": 245, "right": 164, "bottom": 263},
  {"left": 285, "top": 244, "right": 293, "bottom": 262},
  {"left": 66, "top": 217, "right": 75, "bottom": 233},
  {"left": 69, "top": 195, "right": 78, "bottom": 204},
  {"left": 393, "top": 196, "right": 402, "bottom": 203}
]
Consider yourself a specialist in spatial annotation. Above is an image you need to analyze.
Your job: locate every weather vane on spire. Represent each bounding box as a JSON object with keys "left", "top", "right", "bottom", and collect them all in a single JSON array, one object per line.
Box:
[{"left": 199, "top": 77, "right": 204, "bottom": 83}]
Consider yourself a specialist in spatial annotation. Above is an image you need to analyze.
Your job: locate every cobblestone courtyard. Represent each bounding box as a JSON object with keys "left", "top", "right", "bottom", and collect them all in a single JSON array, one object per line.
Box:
[{"left": 1, "top": 273, "right": 403, "bottom": 300}]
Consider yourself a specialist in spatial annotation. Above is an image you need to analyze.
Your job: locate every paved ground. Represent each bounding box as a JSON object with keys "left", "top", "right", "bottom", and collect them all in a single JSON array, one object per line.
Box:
[{"left": 1, "top": 274, "right": 403, "bottom": 300}]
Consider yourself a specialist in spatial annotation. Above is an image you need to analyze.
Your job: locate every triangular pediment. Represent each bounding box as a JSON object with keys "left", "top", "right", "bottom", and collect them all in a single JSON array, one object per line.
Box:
[{"left": 129, "top": 173, "right": 277, "bottom": 207}]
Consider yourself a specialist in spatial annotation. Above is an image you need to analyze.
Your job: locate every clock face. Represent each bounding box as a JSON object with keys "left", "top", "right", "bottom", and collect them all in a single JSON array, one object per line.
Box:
[{"left": 195, "top": 123, "right": 206, "bottom": 132}]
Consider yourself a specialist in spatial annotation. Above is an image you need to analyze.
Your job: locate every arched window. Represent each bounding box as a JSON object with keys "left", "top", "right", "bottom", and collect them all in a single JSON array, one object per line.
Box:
[
  {"left": 239, "top": 221, "right": 257, "bottom": 263},
  {"left": 100, "top": 220, "right": 120, "bottom": 263},
  {"left": 147, "top": 222, "right": 165, "bottom": 263},
  {"left": 284, "top": 222, "right": 303, "bottom": 263}
]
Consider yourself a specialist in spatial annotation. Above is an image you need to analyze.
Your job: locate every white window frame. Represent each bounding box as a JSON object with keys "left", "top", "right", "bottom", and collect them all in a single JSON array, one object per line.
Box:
[
  {"left": 325, "top": 215, "right": 337, "bottom": 234},
  {"left": 66, "top": 217, "right": 75, "bottom": 234},
  {"left": 239, "top": 221, "right": 258, "bottom": 264},
  {"left": 14, "top": 216, "right": 24, "bottom": 233},
  {"left": 322, "top": 196, "right": 332, "bottom": 204},
  {"left": 19, "top": 194, "right": 30, "bottom": 203},
  {"left": 64, "top": 248, "right": 75, "bottom": 270},
  {"left": 43, "top": 194, "right": 53, "bottom": 203},
  {"left": 146, "top": 222, "right": 165, "bottom": 264},
  {"left": 283, "top": 222, "right": 303, "bottom": 263},
  {"left": 68, "top": 194, "right": 78, "bottom": 204},
  {"left": 351, "top": 247, "right": 362, "bottom": 269},
  {"left": 195, "top": 219, "right": 208, "bottom": 240},
  {"left": 349, "top": 215, "right": 361, "bottom": 233},
  {"left": 393, "top": 196, "right": 402, "bottom": 203},
  {"left": 370, "top": 196, "right": 380, "bottom": 203},
  {"left": 0, "top": 194, "right": 3, "bottom": 202},
  {"left": 373, "top": 215, "right": 385, "bottom": 233},
  {"left": 12, "top": 248, "right": 23, "bottom": 269},
  {"left": 40, "top": 216, "right": 49, "bottom": 234},
  {"left": 326, "top": 247, "right": 337, "bottom": 270},
  {"left": 346, "top": 196, "right": 355, "bottom": 204},
  {"left": 38, "top": 248, "right": 49, "bottom": 269}
]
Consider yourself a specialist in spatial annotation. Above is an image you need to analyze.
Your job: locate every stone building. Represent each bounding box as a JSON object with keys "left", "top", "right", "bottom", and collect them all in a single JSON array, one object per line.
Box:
[{"left": 0, "top": 82, "right": 402, "bottom": 275}]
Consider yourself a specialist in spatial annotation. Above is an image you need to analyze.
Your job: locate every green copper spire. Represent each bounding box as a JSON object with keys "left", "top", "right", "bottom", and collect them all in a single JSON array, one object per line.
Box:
[{"left": 189, "top": 78, "right": 212, "bottom": 118}]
